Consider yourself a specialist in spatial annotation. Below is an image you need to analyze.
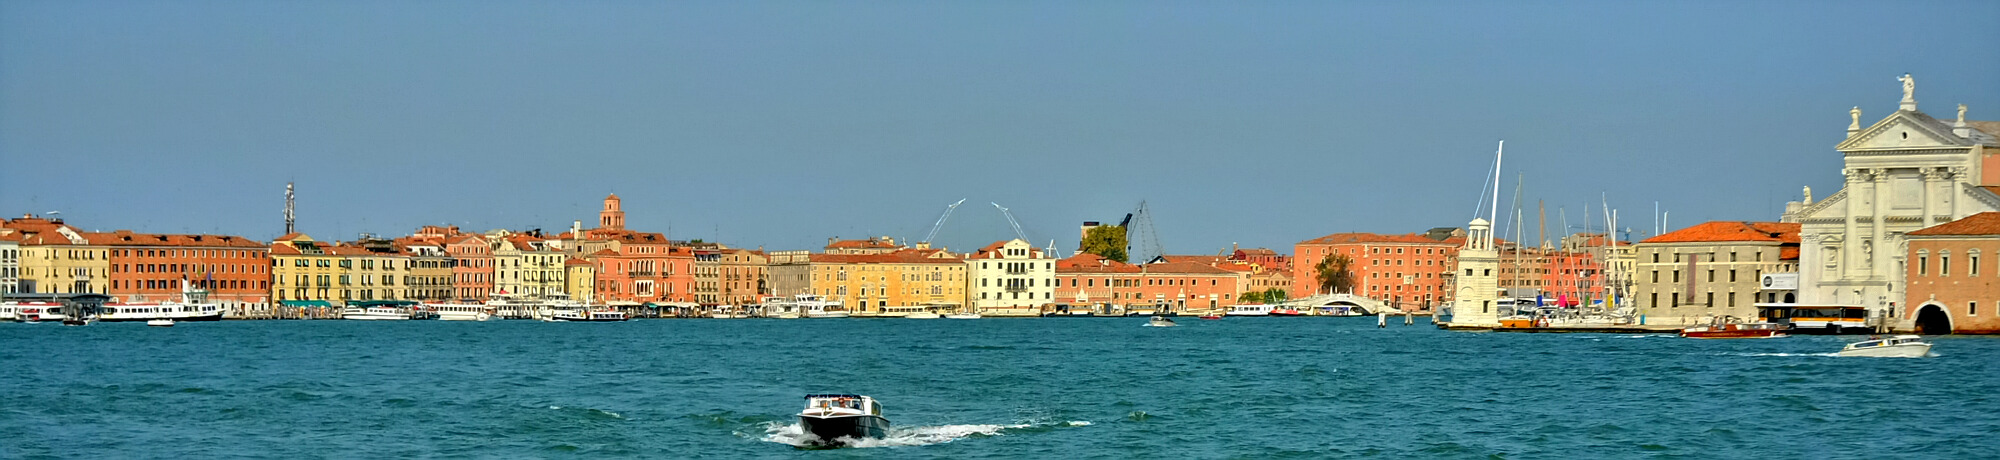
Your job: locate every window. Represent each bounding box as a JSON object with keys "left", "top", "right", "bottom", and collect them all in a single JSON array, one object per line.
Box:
[
  {"left": 1729, "top": 270, "right": 1737, "bottom": 282},
  {"left": 1973, "top": 251, "right": 1983, "bottom": 276},
  {"left": 1919, "top": 250, "right": 1929, "bottom": 275},
  {"left": 1671, "top": 293, "right": 1679, "bottom": 308},
  {"left": 1942, "top": 251, "right": 1952, "bottom": 276},
  {"left": 1971, "top": 301, "right": 1979, "bottom": 316},
  {"left": 1652, "top": 271, "right": 1659, "bottom": 283}
]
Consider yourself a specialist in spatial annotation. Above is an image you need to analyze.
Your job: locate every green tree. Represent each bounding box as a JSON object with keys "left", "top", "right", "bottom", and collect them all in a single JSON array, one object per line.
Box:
[
  {"left": 1315, "top": 253, "right": 1356, "bottom": 294},
  {"left": 1079, "top": 226, "right": 1128, "bottom": 263},
  {"left": 1239, "top": 290, "right": 1264, "bottom": 304},
  {"left": 1261, "top": 287, "right": 1289, "bottom": 303}
]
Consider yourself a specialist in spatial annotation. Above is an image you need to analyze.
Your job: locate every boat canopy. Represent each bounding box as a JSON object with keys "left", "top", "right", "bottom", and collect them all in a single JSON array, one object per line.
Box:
[{"left": 805, "top": 394, "right": 865, "bottom": 399}]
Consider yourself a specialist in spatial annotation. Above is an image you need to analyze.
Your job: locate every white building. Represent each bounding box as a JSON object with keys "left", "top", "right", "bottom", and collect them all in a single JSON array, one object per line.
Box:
[
  {"left": 1788, "top": 75, "right": 2000, "bottom": 328},
  {"left": 966, "top": 239, "right": 1055, "bottom": 316}
]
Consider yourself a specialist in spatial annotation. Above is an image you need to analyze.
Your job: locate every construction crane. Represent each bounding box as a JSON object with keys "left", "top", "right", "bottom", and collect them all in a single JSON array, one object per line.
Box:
[
  {"left": 1129, "top": 201, "right": 1165, "bottom": 264},
  {"left": 991, "top": 202, "right": 1029, "bottom": 242},
  {"left": 922, "top": 198, "right": 967, "bottom": 244}
]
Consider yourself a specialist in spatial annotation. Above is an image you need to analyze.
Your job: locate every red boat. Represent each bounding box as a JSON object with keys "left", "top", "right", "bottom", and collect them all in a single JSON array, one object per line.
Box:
[
  {"left": 1680, "top": 321, "right": 1786, "bottom": 339},
  {"left": 1198, "top": 314, "right": 1223, "bottom": 320},
  {"left": 1269, "top": 308, "right": 1305, "bottom": 317}
]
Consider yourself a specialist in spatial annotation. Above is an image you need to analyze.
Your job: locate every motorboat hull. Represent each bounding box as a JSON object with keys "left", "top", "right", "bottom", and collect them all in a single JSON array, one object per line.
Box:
[
  {"left": 1838, "top": 343, "right": 1932, "bottom": 358},
  {"left": 799, "top": 414, "right": 890, "bottom": 445},
  {"left": 1681, "top": 329, "right": 1785, "bottom": 339},
  {"left": 99, "top": 311, "right": 224, "bottom": 322}
]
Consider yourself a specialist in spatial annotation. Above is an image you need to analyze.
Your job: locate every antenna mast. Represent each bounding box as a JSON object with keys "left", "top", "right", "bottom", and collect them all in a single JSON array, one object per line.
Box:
[{"left": 285, "top": 182, "right": 295, "bottom": 235}]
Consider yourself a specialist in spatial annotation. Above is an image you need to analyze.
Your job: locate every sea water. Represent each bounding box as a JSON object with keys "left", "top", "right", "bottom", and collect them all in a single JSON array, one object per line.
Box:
[{"left": 2, "top": 318, "right": 1995, "bottom": 458}]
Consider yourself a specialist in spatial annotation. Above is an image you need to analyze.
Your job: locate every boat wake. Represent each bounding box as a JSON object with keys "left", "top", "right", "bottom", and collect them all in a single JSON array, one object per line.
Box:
[
  {"left": 750, "top": 419, "right": 1088, "bottom": 448},
  {"left": 1725, "top": 352, "right": 1839, "bottom": 357}
]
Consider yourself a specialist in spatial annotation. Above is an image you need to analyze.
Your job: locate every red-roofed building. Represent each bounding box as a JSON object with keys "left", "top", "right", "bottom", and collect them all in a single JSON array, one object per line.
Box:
[
  {"left": 717, "top": 248, "right": 768, "bottom": 306},
  {"left": 824, "top": 236, "right": 905, "bottom": 255},
  {"left": 1903, "top": 212, "right": 2000, "bottom": 334},
  {"left": 1292, "top": 232, "right": 1460, "bottom": 310},
  {"left": 1229, "top": 246, "right": 1292, "bottom": 273},
  {"left": 803, "top": 249, "right": 968, "bottom": 314},
  {"left": 5, "top": 215, "right": 110, "bottom": 295},
  {"left": 966, "top": 239, "right": 1054, "bottom": 316},
  {"left": 1633, "top": 221, "right": 1800, "bottom": 325},
  {"left": 96, "top": 230, "right": 271, "bottom": 314},
  {"left": 1054, "top": 253, "right": 1242, "bottom": 314},
  {"left": 445, "top": 234, "right": 494, "bottom": 301}
]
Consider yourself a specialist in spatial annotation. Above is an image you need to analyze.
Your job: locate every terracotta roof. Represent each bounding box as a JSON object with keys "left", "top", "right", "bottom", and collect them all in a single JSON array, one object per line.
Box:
[
  {"left": 1779, "top": 247, "right": 1800, "bottom": 261},
  {"left": 1055, "top": 253, "right": 1142, "bottom": 274},
  {"left": 1159, "top": 255, "right": 1227, "bottom": 265},
  {"left": 82, "top": 231, "right": 265, "bottom": 248},
  {"left": 1234, "top": 248, "right": 1279, "bottom": 256},
  {"left": 565, "top": 257, "right": 594, "bottom": 266},
  {"left": 1141, "top": 261, "right": 1236, "bottom": 275},
  {"left": 1909, "top": 212, "right": 2000, "bottom": 236},
  {"left": 813, "top": 249, "right": 963, "bottom": 265},
  {"left": 274, "top": 232, "right": 308, "bottom": 241},
  {"left": 825, "top": 238, "right": 901, "bottom": 249},
  {"left": 965, "top": 240, "right": 1042, "bottom": 260},
  {"left": 1641, "top": 221, "right": 1799, "bottom": 244},
  {"left": 590, "top": 249, "right": 619, "bottom": 256},
  {"left": 1299, "top": 232, "right": 1458, "bottom": 245}
]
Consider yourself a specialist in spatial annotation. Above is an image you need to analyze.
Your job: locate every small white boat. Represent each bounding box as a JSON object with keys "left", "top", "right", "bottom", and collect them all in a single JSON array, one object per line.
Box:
[
  {"left": 798, "top": 394, "right": 890, "bottom": 446},
  {"left": 1145, "top": 315, "right": 1177, "bottom": 327},
  {"left": 1226, "top": 304, "right": 1274, "bottom": 316},
  {"left": 342, "top": 300, "right": 424, "bottom": 320},
  {"left": 906, "top": 311, "right": 941, "bottom": 319},
  {"left": 147, "top": 319, "right": 175, "bottom": 327},
  {"left": 797, "top": 295, "right": 850, "bottom": 318},
  {"left": 553, "top": 309, "right": 628, "bottom": 322},
  {"left": 1837, "top": 335, "right": 1933, "bottom": 358},
  {"left": 944, "top": 307, "right": 981, "bottom": 319}
]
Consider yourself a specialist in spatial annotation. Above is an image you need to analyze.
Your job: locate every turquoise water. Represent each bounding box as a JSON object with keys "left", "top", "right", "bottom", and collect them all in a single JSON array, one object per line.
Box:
[{"left": 3, "top": 318, "right": 1994, "bottom": 458}]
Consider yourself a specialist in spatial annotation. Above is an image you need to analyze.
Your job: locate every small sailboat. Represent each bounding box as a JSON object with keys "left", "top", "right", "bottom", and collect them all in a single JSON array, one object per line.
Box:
[
  {"left": 147, "top": 318, "right": 176, "bottom": 327},
  {"left": 1144, "top": 315, "right": 1177, "bottom": 327}
]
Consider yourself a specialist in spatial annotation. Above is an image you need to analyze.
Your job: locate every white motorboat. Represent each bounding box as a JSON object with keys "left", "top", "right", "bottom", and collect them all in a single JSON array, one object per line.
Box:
[
  {"left": 1145, "top": 315, "right": 1177, "bottom": 327},
  {"left": 147, "top": 319, "right": 175, "bottom": 327},
  {"left": 429, "top": 303, "right": 493, "bottom": 321},
  {"left": 798, "top": 394, "right": 890, "bottom": 447},
  {"left": 906, "top": 311, "right": 941, "bottom": 319},
  {"left": 1226, "top": 304, "right": 1274, "bottom": 316},
  {"left": 1837, "top": 335, "right": 1933, "bottom": 358},
  {"left": 796, "top": 295, "right": 850, "bottom": 318}
]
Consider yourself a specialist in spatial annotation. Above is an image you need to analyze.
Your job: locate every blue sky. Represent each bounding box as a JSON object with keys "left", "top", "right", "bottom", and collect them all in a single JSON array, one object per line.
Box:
[{"left": 4, "top": 1, "right": 1997, "bottom": 255}]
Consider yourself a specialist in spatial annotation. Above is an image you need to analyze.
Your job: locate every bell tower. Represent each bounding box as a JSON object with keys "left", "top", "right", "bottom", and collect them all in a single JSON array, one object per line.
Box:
[
  {"left": 600, "top": 194, "right": 625, "bottom": 230},
  {"left": 1453, "top": 217, "right": 1502, "bottom": 327}
]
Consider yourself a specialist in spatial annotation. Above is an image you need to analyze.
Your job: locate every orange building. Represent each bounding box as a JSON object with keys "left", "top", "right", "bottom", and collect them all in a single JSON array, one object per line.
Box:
[
  {"left": 1293, "top": 232, "right": 1460, "bottom": 309},
  {"left": 717, "top": 248, "right": 768, "bottom": 306},
  {"left": 98, "top": 230, "right": 270, "bottom": 311},
  {"left": 1055, "top": 253, "right": 1241, "bottom": 313},
  {"left": 1230, "top": 247, "right": 1292, "bottom": 272},
  {"left": 1904, "top": 212, "right": 2000, "bottom": 334},
  {"left": 566, "top": 194, "right": 699, "bottom": 305}
]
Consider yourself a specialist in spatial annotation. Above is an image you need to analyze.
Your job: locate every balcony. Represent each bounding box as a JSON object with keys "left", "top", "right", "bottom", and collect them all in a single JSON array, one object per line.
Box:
[
  {"left": 628, "top": 271, "right": 657, "bottom": 277},
  {"left": 1004, "top": 285, "right": 1028, "bottom": 293}
]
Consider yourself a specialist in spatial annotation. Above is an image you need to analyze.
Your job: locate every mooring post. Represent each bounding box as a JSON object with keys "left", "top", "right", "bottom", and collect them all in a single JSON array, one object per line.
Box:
[{"left": 1378, "top": 312, "right": 1387, "bottom": 328}]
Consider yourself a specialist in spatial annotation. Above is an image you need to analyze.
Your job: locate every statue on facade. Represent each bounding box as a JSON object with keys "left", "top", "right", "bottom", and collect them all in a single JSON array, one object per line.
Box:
[
  {"left": 1962, "top": 104, "right": 1970, "bottom": 124},
  {"left": 1804, "top": 186, "right": 1813, "bottom": 204},
  {"left": 1863, "top": 240, "right": 1874, "bottom": 268},
  {"left": 1900, "top": 73, "right": 1915, "bottom": 102},
  {"left": 1850, "top": 106, "right": 1862, "bottom": 131}
]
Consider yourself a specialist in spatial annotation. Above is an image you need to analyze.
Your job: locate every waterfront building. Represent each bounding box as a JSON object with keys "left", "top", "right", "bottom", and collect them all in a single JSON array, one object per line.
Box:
[
  {"left": 1451, "top": 218, "right": 1502, "bottom": 327},
  {"left": 1240, "top": 264, "right": 1293, "bottom": 297},
  {"left": 1292, "top": 232, "right": 1459, "bottom": 309},
  {"left": 1562, "top": 233, "right": 1635, "bottom": 306},
  {"left": 1631, "top": 221, "right": 1800, "bottom": 326},
  {"left": 270, "top": 233, "right": 358, "bottom": 304},
  {"left": 1902, "top": 212, "right": 2000, "bottom": 334},
  {"left": 1055, "top": 253, "right": 1241, "bottom": 313},
  {"left": 96, "top": 230, "right": 270, "bottom": 313},
  {"left": 5, "top": 216, "right": 110, "bottom": 295},
  {"left": 966, "top": 239, "right": 1055, "bottom": 316},
  {"left": 805, "top": 249, "right": 967, "bottom": 314},
  {"left": 340, "top": 237, "right": 413, "bottom": 302},
  {"left": 766, "top": 250, "right": 812, "bottom": 298},
  {"left": 564, "top": 257, "right": 596, "bottom": 302},
  {"left": 0, "top": 233, "right": 18, "bottom": 296},
  {"left": 396, "top": 238, "right": 454, "bottom": 302},
  {"left": 693, "top": 247, "right": 721, "bottom": 306},
  {"left": 1789, "top": 76, "right": 2000, "bottom": 326},
  {"left": 445, "top": 234, "right": 494, "bottom": 301},
  {"left": 494, "top": 234, "right": 566, "bottom": 299},
  {"left": 717, "top": 248, "right": 768, "bottom": 306}
]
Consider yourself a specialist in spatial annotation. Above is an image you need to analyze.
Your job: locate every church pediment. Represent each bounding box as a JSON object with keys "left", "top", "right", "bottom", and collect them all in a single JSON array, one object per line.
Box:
[
  {"left": 1799, "top": 188, "right": 1848, "bottom": 219},
  {"left": 1839, "top": 111, "right": 1971, "bottom": 151}
]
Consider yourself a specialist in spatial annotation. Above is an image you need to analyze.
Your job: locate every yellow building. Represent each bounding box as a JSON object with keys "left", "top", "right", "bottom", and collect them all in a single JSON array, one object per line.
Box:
[
  {"left": 565, "top": 257, "right": 597, "bottom": 303},
  {"left": 396, "top": 239, "right": 455, "bottom": 302},
  {"left": 14, "top": 225, "right": 110, "bottom": 295},
  {"left": 343, "top": 239, "right": 410, "bottom": 302},
  {"left": 494, "top": 235, "right": 567, "bottom": 299},
  {"left": 807, "top": 249, "right": 967, "bottom": 314},
  {"left": 271, "top": 233, "right": 346, "bottom": 305}
]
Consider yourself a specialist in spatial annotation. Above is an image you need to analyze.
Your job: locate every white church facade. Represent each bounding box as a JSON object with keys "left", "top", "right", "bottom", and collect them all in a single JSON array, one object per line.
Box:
[{"left": 1788, "top": 75, "right": 2000, "bottom": 329}]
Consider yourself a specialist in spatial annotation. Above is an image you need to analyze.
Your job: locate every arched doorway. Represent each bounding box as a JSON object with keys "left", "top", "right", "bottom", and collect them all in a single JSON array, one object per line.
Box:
[
  {"left": 1783, "top": 293, "right": 1796, "bottom": 303},
  {"left": 1914, "top": 304, "right": 1953, "bottom": 335}
]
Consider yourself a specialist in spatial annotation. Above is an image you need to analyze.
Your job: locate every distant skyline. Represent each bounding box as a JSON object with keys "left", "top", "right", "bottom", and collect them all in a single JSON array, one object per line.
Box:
[{"left": 4, "top": 1, "right": 1998, "bottom": 254}]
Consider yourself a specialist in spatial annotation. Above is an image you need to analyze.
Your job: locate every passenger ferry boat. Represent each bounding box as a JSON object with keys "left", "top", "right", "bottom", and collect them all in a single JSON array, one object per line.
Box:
[
  {"left": 552, "top": 308, "right": 628, "bottom": 322},
  {"left": 1226, "top": 304, "right": 1274, "bottom": 316},
  {"left": 101, "top": 284, "right": 225, "bottom": 322},
  {"left": 797, "top": 394, "right": 890, "bottom": 446},
  {"left": 755, "top": 296, "right": 800, "bottom": 318},
  {"left": 485, "top": 294, "right": 539, "bottom": 319},
  {"left": 3, "top": 302, "right": 61, "bottom": 323},
  {"left": 342, "top": 300, "right": 429, "bottom": 320},
  {"left": 428, "top": 302, "right": 493, "bottom": 321},
  {"left": 796, "top": 295, "right": 850, "bottom": 318}
]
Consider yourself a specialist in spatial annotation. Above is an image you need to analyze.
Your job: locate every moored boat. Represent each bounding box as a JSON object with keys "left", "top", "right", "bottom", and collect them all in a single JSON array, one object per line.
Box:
[
  {"left": 1145, "top": 315, "right": 1177, "bottom": 327},
  {"left": 1226, "top": 304, "right": 1273, "bottom": 316},
  {"left": 147, "top": 318, "right": 175, "bottom": 327},
  {"left": 797, "top": 295, "right": 850, "bottom": 318},
  {"left": 552, "top": 309, "right": 628, "bottom": 322},
  {"left": 797, "top": 394, "right": 890, "bottom": 447},
  {"left": 1837, "top": 335, "right": 1933, "bottom": 358},
  {"left": 342, "top": 300, "right": 426, "bottom": 320},
  {"left": 429, "top": 302, "right": 493, "bottom": 321}
]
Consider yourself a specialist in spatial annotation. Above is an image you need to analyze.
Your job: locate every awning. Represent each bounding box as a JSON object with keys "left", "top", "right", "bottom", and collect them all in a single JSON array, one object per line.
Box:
[{"left": 282, "top": 300, "right": 334, "bottom": 307}]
